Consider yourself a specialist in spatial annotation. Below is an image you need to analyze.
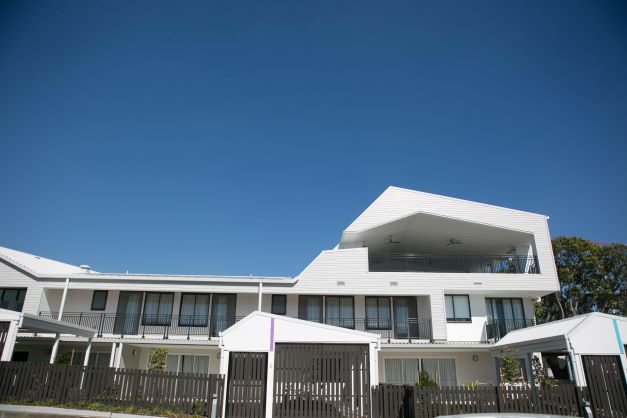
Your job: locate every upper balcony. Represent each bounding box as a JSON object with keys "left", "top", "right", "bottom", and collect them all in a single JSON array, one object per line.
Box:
[
  {"left": 369, "top": 253, "right": 539, "bottom": 274},
  {"left": 340, "top": 211, "right": 541, "bottom": 275}
]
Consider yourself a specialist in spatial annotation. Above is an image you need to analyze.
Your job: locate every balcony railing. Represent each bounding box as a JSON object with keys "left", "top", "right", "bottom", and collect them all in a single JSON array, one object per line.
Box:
[
  {"left": 39, "top": 312, "right": 432, "bottom": 342},
  {"left": 39, "top": 312, "right": 243, "bottom": 339},
  {"left": 485, "top": 318, "right": 536, "bottom": 342},
  {"left": 369, "top": 253, "right": 540, "bottom": 274}
]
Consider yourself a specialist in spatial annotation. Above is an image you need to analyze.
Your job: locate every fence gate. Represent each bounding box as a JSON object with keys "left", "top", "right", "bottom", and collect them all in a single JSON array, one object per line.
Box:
[
  {"left": 273, "top": 343, "right": 370, "bottom": 418},
  {"left": 582, "top": 355, "right": 627, "bottom": 418},
  {"left": 226, "top": 352, "right": 267, "bottom": 418}
]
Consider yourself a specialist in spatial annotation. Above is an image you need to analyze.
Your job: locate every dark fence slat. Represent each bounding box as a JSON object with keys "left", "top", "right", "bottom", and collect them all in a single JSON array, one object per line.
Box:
[{"left": 0, "top": 362, "right": 224, "bottom": 417}]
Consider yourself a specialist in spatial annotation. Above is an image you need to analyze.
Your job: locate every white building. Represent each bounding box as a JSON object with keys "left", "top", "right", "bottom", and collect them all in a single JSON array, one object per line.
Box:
[{"left": 0, "top": 186, "right": 562, "bottom": 387}]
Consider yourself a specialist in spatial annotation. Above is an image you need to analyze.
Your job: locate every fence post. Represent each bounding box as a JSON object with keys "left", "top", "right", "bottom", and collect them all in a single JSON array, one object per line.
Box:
[{"left": 495, "top": 386, "right": 502, "bottom": 412}]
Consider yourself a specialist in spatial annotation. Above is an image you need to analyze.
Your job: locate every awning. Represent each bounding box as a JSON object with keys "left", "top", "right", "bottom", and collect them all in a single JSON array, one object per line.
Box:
[{"left": 0, "top": 309, "right": 96, "bottom": 338}]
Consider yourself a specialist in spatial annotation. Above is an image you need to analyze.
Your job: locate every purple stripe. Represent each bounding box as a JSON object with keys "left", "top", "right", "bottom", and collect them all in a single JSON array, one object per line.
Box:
[{"left": 270, "top": 318, "right": 275, "bottom": 352}]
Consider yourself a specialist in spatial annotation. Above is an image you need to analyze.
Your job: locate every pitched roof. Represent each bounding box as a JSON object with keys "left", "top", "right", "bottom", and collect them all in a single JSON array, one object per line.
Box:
[
  {"left": 0, "top": 246, "right": 85, "bottom": 276},
  {"left": 493, "top": 312, "right": 627, "bottom": 347}
]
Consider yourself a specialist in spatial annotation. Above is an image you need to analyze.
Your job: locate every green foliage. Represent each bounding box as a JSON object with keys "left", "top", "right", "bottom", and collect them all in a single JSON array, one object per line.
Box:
[
  {"left": 54, "top": 352, "right": 72, "bottom": 365},
  {"left": 498, "top": 347, "right": 524, "bottom": 384},
  {"left": 191, "top": 398, "right": 202, "bottom": 416},
  {"left": 148, "top": 347, "right": 169, "bottom": 371},
  {"left": 2, "top": 399, "right": 193, "bottom": 417},
  {"left": 535, "top": 237, "right": 626, "bottom": 322},
  {"left": 463, "top": 379, "right": 494, "bottom": 389},
  {"left": 417, "top": 369, "right": 438, "bottom": 387},
  {"left": 531, "top": 356, "right": 557, "bottom": 387}
]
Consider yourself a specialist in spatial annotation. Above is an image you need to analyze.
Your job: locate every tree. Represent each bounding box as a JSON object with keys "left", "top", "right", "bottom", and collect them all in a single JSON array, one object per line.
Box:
[
  {"left": 148, "top": 347, "right": 168, "bottom": 371},
  {"left": 498, "top": 347, "right": 524, "bottom": 385},
  {"left": 535, "top": 237, "right": 626, "bottom": 322}
]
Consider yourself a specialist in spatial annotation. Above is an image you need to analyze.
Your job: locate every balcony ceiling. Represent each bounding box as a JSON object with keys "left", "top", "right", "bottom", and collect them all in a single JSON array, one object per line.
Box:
[{"left": 340, "top": 213, "right": 534, "bottom": 255}]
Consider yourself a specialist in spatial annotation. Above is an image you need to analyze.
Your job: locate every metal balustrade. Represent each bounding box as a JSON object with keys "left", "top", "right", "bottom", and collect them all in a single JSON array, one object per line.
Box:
[
  {"left": 39, "top": 312, "right": 433, "bottom": 342},
  {"left": 369, "top": 253, "right": 540, "bottom": 273},
  {"left": 485, "top": 318, "right": 536, "bottom": 342}
]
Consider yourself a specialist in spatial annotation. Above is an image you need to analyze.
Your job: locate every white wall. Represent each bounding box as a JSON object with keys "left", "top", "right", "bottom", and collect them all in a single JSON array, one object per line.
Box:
[
  {"left": 0, "top": 260, "right": 43, "bottom": 315},
  {"left": 378, "top": 349, "right": 497, "bottom": 385}
]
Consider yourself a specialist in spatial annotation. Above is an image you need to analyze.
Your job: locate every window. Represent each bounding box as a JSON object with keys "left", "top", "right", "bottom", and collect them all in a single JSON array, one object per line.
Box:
[
  {"left": 445, "top": 295, "right": 471, "bottom": 322},
  {"left": 210, "top": 294, "right": 236, "bottom": 336},
  {"left": 325, "top": 296, "right": 354, "bottom": 328},
  {"left": 90, "top": 290, "right": 108, "bottom": 311},
  {"left": 166, "top": 354, "right": 210, "bottom": 375},
  {"left": 384, "top": 358, "right": 457, "bottom": 386},
  {"left": 142, "top": 292, "right": 174, "bottom": 325},
  {"left": 298, "top": 295, "right": 323, "bottom": 323},
  {"left": 485, "top": 298, "right": 526, "bottom": 338},
  {"left": 271, "top": 295, "right": 287, "bottom": 315},
  {"left": 179, "top": 293, "right": 210, "bottom": 326},
  {"left": 365, "top": 297, "right": 391, "bottom": 330},
  {"left": 0, "top": 288, "right": 26, "bottom": 312}
]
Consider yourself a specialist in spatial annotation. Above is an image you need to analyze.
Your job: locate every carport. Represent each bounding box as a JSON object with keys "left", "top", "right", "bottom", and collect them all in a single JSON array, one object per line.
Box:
[
  {"left": 491, "top": 312, "right": 627, "bottom": 416},
  {"left": 0, "top": 308, "right": 96, "bottom": 363},
  {"left": 219, "top": 311, "right": 380, "bottom": 418}
]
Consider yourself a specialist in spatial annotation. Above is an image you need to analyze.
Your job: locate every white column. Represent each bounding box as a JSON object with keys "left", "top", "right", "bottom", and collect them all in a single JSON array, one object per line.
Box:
[
  {"left": 220, "top": 351, "right": 229, "bottom": 418},
  {"left": 0, "top": 321, "right": 20, "bottom": 361},
  {"left": 258, "top": 282, "right": 263, "bottom": 311},
  {"left": 58, "top": 278, "right": 70, "bottom": 320},
  {"left": 50, "top": 334, "right": 60, "bottom": 364},
  {"left": 429, "top": 291, "right": 447, "bottom": 341},
  {"left": 83, "top": 338, "right": 92, "bottom": 367},
  {"left": 115, "top": 343, "right": 123, "bottom": 368},
  {"left": 369, "top": 342, "right": 379, "bottom": 386},
  {"left": 264, "top": 350, "right": 275, "bottom": 418},
  {"left": 109, "top": 343, "right": 117, "bottom": 367}
]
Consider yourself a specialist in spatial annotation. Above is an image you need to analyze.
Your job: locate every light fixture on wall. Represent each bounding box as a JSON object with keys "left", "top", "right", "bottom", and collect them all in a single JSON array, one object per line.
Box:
[{"left": 472, "top": 354, "right": 479, "bottom": 362}]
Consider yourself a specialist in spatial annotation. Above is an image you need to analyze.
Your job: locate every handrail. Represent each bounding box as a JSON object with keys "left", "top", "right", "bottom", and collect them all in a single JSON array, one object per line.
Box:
[
  {"left": 485, "top": 318, "right": 536, "bottom": 342},
  {"left": 369, "top": 253, "right": 540, "bottom": 274},
  {"left": 39, "top": 312, "right": 433, "bottom": 342}
]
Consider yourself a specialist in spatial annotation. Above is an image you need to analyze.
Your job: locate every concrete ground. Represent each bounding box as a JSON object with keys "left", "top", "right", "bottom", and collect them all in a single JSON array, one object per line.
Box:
[{"left": 0, "top": 405, "right": 163, "bottom": 418}]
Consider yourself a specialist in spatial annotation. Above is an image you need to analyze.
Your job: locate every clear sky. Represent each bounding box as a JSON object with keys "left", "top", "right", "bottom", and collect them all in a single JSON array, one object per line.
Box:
[{"left": 1, "top": 1, "right": 625, "bottom": 277}]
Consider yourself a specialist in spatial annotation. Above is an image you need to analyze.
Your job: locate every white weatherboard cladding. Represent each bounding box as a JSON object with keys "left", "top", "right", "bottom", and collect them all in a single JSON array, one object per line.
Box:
[
  {"left": 291, "top": 247, "right": 556, "bottom": 296},
  {"left": 0, "top": 261, "right": 43, "bottom": 315},
  {"left": 569, "top": 315, "right": 627, "bottom": 355},
  {"left": 341, "top": 187, "right": 558, "bottom": 286}
]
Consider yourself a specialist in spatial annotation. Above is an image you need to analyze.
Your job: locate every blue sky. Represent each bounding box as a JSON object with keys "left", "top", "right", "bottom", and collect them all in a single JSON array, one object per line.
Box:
[{"left": 1, "top": 1, "right": 626, "bottom": 276}]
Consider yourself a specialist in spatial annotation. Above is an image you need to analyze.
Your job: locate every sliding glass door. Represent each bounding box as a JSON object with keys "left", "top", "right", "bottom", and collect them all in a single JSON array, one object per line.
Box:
[
  {"left": 210, "top": 294, "right": 236, "bottom": 337},
  {"left": 114, "top": 292, "right": 143, "bottom": 335},
  {"left": 393, "top": 297, "right": 418, "bottom": 339},
  {"left": 485, "top": 298, "right": 526, "bottom": 339}
]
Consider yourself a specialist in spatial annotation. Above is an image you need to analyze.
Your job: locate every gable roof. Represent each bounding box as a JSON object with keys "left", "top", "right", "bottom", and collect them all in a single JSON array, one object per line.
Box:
[
  {"left": 493, "top": 312, "right": 627, "bottom": 348},
  {"left": 0, "top": 246, "right": 85, "bottom": 276},
  {"left": 343, "top": 186, "right": 547, "bottom": 236}
]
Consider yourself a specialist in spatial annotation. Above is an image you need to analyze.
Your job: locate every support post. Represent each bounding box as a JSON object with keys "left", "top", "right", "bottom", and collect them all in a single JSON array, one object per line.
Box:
[
  {"left": 115, "top": 342, "right": 123, "bottom": 368},
  {"left": 50, "top": 334, "right": 60, "bottom": 364},
  {"left": 84, "top": 338, "right": 92, "bottom": 367},
  {"left": 58, "top": 278, "right": 70, "bottom": 321},
  {"left": 258, "top": 282, "right": 263, "bottom": 311},
  {"left": 109, "top": 343, "right": 117, "bottom": 367},
  {"left": 0, "top": 320, "right": 20, "bottom": 361}
]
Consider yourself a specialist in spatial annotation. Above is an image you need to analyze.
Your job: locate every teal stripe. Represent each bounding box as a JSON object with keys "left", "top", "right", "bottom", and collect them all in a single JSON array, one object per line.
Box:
[{"left": 613, "top": 319, "right": 624, "bottom": 354}]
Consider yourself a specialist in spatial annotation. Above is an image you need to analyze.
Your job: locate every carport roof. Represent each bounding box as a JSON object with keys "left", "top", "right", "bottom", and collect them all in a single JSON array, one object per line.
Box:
[{"left": 0, "top": 309, "right": 96, "bottom": 338}]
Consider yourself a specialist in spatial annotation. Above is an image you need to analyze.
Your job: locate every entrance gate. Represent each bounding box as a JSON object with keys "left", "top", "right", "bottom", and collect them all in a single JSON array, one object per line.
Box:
[
  {"left": 273, "top": 343, "right": 370, "bottom": 418},
  {"left": 226, "top": 352, "right": 267, "bottom": 418},
  {"left": 581, "top": 355, "right": 627, "bottom": 418}
]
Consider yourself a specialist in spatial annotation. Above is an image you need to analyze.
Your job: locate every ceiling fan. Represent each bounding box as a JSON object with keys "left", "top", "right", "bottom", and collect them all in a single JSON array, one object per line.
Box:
[
  {"left": 384, "top": 235, "right": 400, "bottom": 245},
  {"left": 446, "top": 238, "right": 463, "bottom": 246}
]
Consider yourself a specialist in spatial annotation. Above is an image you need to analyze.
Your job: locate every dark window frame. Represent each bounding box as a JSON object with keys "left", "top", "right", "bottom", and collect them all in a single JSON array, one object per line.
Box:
[
  {"left": 445, "top": 294, "right": 472, "bottom": 323},
  {"left": 209, "top": 293, "right": 237, "bottom": 337},
  {"left": 178, "top": 293, "right": 210, "bottom": 327},
  {"left": 0, "top": 288, "right": 27, "bottom": 312},
  {"left": 271, "top": 295, "right": 287, "bottom": 315},
  {"left": 324, "top": 295, "right": 355, "bottom": 328},
  {"left": 365, "top": 296, "right": 393, "bottom": 330},
  {"left": 142, "top": 292, "right": 174, "bottom": 326},
  {"left": 90, "top": 290, "right": 108, "bottom": 311},
  {"left": 485, "top": 297, "right": 526, "bottom": 322},
  {"left": 298, "top": 295, "right": 323, "bottom": 323}
]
